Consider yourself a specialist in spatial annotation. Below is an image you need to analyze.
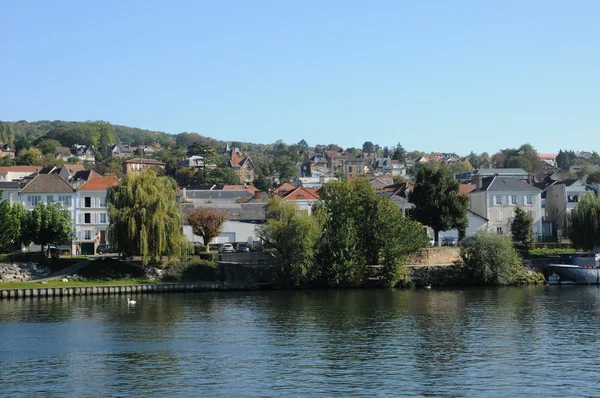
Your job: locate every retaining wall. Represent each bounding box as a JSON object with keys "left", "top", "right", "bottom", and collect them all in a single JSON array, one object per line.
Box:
[
  {"left": 0, "top": 283, "right": 223, "bottom": 300},
  {"left": 405, "top": 247, "right": 461, "bottom": 266}
]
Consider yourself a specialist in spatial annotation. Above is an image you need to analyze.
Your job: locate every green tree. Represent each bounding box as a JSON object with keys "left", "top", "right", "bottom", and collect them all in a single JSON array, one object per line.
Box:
[
  {"left": 187, "top": 207, "right": 227, "bottom": 252},
  {"left": 408, "top": 164, "right": 469, "bottom": 244},
  {"left": 447, "top": 161, "right": 474, "bottom": 175},
  {"left": 205, "top": 167, "right": 239, "bottom": 185},
  {"left": 0, "top": 201, "right": 28, "bottom": 252},
  {"left": 25, "top": 202, "right": 73, "bottom": 253},
  {"left": 510, "top": 207, "right": 534, "bottom": 251},
  {"left": 392, "top": 143, "right": 407, "bottom": 163},
  {"left": 587, "top": 171, "right": 600, "bottom": 184},
  {"left": 107, "top": 170, "right": 186, "bottom": 264},
  {"left": 375, "top": 198, "right": 428, "bottom": 286},
  {"left": 187, "top": 142, "right": 216, "bottom": 179},
  {"left": 0, "top": 122, "right": 15, "bottom": 143},
  {"left": 568, "top": 193, "right": 600, "bottom": 250},
  {"left": 16, "top": 148, "right": 43, "bottom": 166},
  {"left": 392, "top": 175, "right": 407, "bottom": 184},
  {"left": 297, "top": 139, "right": 309, "bottom": 150},
  {"left": 253, "top": 174, "right": 271, "bottom": 192},
  {"left": 258, "top": 197, "right": 320, "bottom": 287},
  {"left": 362, "top": 141, "right": 375, "bottom": 154},
  {"left": 459, "top": 232, "right": 523, "bottom": 285}
]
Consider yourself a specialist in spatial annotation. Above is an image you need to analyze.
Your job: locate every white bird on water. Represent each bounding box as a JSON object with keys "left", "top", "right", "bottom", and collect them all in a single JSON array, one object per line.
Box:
[{"left": 127, "top": 297, "right": 136, "bottom": 305}]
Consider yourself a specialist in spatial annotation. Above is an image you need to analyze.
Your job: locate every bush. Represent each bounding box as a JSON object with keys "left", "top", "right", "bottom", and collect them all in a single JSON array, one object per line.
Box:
[
  {"left": 459, "top": 233, "right": 523, "bottom": 285},
  {"left": 197, "top": 252, "right": 214, "bottom": 261},
  {"left": 163, "top": 259, "right": 219, "bottom": 282},
  {"left": 79, "top": 258, "right": 146, "bottom": 280},
  {"left": 530, "top": 248, "right": 577, "bottom": 257},
  {"left": 193, "top": 244, "right": 207, "bottom": 255}
]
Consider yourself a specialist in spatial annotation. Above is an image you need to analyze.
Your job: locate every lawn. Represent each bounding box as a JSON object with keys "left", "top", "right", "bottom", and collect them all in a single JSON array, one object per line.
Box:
[{"left": 0, "top": 279, "right": 159, "bottom": 289}]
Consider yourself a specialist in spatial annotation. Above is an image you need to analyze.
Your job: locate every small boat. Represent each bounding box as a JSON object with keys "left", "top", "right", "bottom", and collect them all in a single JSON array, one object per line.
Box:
[{"left": 544, "top": 253, "right": 600, "bottom": 285}]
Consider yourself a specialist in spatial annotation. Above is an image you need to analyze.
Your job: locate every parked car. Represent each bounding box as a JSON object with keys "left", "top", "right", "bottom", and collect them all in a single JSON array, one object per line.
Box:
[
  {"left": 429, "top": 237, "right": 435, "bottom": 246},
  {"left": 218, "top": 243, "right": 235, "bottom": 253},
  {"left": 441, "top": 236, "right": 458, "bottom": 246},
  {"left": 236, "top": 243, "right": 251, "bottom": 253},
  {"left": 96, "top": 244, "right": 115, "bottom": 254}
]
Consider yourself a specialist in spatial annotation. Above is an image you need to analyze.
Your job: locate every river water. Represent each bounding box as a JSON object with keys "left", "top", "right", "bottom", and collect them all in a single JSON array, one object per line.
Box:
[{"left": 1, "top": 287, "right": 600, "bottom": 396}]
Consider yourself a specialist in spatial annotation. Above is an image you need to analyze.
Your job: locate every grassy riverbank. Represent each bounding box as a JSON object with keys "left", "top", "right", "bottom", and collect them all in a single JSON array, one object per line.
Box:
[{"left": 0, "top": 279, "right": 158, "bottom": 289}]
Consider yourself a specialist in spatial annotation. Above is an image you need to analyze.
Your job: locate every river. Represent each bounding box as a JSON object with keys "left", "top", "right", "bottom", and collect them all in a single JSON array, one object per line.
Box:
[{"left": 1, "top": 287, "right": 600, "bottom": 396}]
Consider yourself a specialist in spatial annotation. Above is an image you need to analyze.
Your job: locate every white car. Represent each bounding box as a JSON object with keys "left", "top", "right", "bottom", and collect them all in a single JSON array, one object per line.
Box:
[
  {"left": 218, "top": 243, "right": 235, "bottom": 253},
  {"left": 429, "top": 238, "right": 435, "bottom": 246}
]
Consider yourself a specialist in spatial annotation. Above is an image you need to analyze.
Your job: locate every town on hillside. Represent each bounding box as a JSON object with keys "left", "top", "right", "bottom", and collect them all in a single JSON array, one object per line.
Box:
[{"left": 1, "top": 120, "right": 598, "bottom": 255}]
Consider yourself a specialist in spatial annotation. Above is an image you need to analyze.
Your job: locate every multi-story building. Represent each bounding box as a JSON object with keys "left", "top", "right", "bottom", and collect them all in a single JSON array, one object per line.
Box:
[
  {"left": 0, "top": 143, "right": 15, "bottom": 158},
  {"left": 545, "top": 179, "right": 589, "bottom": 238},
  {"left": 0, "top": 166, "right": 43, "bottom": 181},
  {"left": 123, "top": 158, "right": 166, "bottom": 174},
  {"left": 469, "top": 175, "right": 543, "bottom": 236},
  {"left": 227, "top": 150, "right": 255, "bottom": 184},
  {"left": 74, "top": 176, "right": 118, "bottom": 255}
]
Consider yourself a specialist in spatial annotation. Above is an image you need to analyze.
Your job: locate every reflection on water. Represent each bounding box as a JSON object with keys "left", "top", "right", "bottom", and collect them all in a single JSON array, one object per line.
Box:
[{"left": 2, "top": 287, "right": 600, "bottom": 396}]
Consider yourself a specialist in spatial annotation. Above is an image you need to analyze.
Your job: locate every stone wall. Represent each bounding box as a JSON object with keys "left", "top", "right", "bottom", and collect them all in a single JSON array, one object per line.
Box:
[
  {"left": 405, "top": 247, "right": 461, "bottom": 266},
  {"left": 0, "top": 262, "right": 51, "bottom": 282}
]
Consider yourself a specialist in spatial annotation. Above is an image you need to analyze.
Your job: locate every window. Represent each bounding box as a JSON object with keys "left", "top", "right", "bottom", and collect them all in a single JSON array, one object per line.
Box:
[
  {"left": 84, "top": 213, "right": 91, "bottom": 224},
  {"left": 567, "top": 195, "right": 578, "bottom": 203},
  {"left": 526, "top": 195, "right": 534, "bottom": 205},
  {"left": 85, "top": 197, "right": 91, "bottom": 208},
  {"left": 496, "top": 210, "right": 503, "bottom": 221},
  {"left": 59, "top": 196, "right": 72, "bottom": 207},
  {"left": 528, "top": 211, "right": 535, "bottom": 219},
  {"left": 348, "top": 166, "right": 353, "bottom": 174},
  {"left": 510, "top": 195, "right": 518, "bottom": 205},
  {"left": 84, "top": 230, "right": 92, "bottom": 240},
  {"left": 100, "top": 213, "right": 107, "bottom": 224},
  {"left": 47, "top": 195, "right": 54, "bottom": 203},
  {"left": 28, "top": 195, "right": 42, "bottom": 206},
  {"left": 100, "top": 197, "right": 107, "bottom": 207},
  {"left": 494, "top": 195, "right": 502, "bottom": 205},
  {"left": 496, "top": 227, "right": 503, "bottom": 235}
]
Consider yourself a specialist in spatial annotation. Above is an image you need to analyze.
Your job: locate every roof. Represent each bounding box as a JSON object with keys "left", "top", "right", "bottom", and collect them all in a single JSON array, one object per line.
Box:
[
  {"left": 123, "top": 158, "right": 165, "bottom": 166},
  {"left": 71, "top": 170, "right": 100, "bottom": 183},
  {"left": 20, "top": 174, "right": 75, "bottom": 194},
  {"left": 0, "top": 181, "right": 20, "bottom": 189},
  {"left": 0, "top": 166, "right": 42, "bottom": 174},
  {"left": 222, "top": 185, "right": 258, "bottom": 194},
  {"left": 63, "top": 164, "right": 86, "bottom": 175},
  {"left": 55, "top": 147, "right": 73, "bottom": 157},
  {"left": 538, "top": 154, "right": 557, "bottom": 159},
  {"left": 478, "top": 176, "right": 541, "bottom": 193},
  {"left": 273, "top": 183, "right": 296, "bottom": 196},
  {"left": 475, "top": 168, "right": 528, "bottom": 177},
  {"left": 282, "top": 187, "right": 320, "bottom": 200},
  {"left": 459, "top": 183, "right": 476, "bottom": 195},
  {"left": 468, "top": 209, "right": 489, "bottom": 221},
  {"left": 184, "top": 190, "right": 254, "bottom": 200},
  {"left": 78, "top": 176, "right": 119, "bottom": 191}
]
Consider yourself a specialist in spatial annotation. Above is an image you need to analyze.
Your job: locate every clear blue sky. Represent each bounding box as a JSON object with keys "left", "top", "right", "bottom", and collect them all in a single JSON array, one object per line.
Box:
[{"left": 1, "top": 0, "right": 599, "bottom": 155}]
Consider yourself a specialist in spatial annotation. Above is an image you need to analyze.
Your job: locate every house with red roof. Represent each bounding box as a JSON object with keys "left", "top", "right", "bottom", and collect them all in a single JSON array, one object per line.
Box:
[
  {"left": 282, "top": 187, "right": 320, "bottom": 214},
  {"left": 227, "top": 149, "right": 255, "bottom": 184}
]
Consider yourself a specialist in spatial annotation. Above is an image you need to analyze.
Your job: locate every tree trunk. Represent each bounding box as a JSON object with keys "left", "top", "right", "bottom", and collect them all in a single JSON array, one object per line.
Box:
[{"left": 434, "top": 230, "right": 440, "bottom": 247}]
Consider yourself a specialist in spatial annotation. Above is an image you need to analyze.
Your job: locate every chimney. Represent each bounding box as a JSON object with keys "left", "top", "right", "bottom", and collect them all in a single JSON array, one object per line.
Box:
[
  {"left": 475, "top": 174, "right": 483, "bottom": 190},
  {"left": 254, "top": 191, "right": 262, "bottom": 200}
]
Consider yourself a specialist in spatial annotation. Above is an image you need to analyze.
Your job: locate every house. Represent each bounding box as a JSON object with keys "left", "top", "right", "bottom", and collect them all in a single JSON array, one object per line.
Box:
[
  {"left": 180, "top": 187, "right": 255, "bottom": 205},
  {"left": 377, "top": 182, "right": 415, "bottom": 216},
  {"left": 181, "top": 202, "right": 266, "bottom": 244},
  {"left": 55, "top": 145, "right": 96, "bottom": 163},
  {"left": 295, "top": 176, "right": 337, "bottom": 190},
  {"left": 227, "top": 151, "right": 255, "bottom": 184},
  {"left": 273, "top": 183, "right": 296, "bottom": 196},
  {"left": 469, "top": 175, "right": 543, "bottom": 237},
  {"left": 123, "top": 158, "right": 165, "bottom": 174},
  {"left": 299, "top": 152, "right": 329, "bottom": 178},
  {"left": 570, "top": 164, "right": 600, "bottom": 175},
  {"left": 58, "top": 164, "right": 86, "bottom": 182},
  {"left": 369, "top": 177, "right": 394, "bottom": 190},
  {"left": 75, "top": 176, "right": 119, "bottom": 255},
  {"left": 109, "top": 143, "right": 137, "bottom": 159},
  {"left": 281, "top": 187, "right": 320, "bottom": 214},
  {"left": 0, "top": 181, "right": 20, "bottom": 204},
  {"left": 0, "top": 143, "right": 15, "bottom": 158},
  {"left": 18, "top": 174, "right": 77, "bottom": 253},
  {"left": 179, "top": 155, "right": 217, "bottom": 169},
  {"left": 545, "top": 179, "right": 589, "bottom": 239},
  {"left": 0, "top": 166, "right": 43, "bottom": 181},
  {"left": 326, "top": 151, "right": 369, "bottom": 178},
  {"left": 69, "top": 169, "right": 101, "bottom": 189},
  {"left": 374, "top": 158, "right": 393, "bottom": 176},
  {"left": 538, "top": 154, "right": 558, "bottom": 168}
]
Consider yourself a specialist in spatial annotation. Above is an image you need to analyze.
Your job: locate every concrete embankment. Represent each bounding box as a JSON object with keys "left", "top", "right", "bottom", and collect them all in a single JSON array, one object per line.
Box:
[{"left": 0, "top": 282, "right": 226, "bottom": 300}]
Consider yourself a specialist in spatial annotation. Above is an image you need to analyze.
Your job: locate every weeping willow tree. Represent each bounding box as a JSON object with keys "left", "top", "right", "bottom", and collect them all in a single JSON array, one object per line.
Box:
[
  {"left": 107, "top": 170, "right": 187, "bottom": 264},
  {"left": 568, "top": 193, "right": 600, "bottom": 250}
]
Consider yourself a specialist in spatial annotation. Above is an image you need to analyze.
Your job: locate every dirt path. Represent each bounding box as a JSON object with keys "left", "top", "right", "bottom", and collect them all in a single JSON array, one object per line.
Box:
[{"left": 33, "top": 260, "right": 90, "bottom": 282}]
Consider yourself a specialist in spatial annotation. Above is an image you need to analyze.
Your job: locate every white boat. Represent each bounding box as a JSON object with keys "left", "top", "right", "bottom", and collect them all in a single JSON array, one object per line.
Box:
[{"left": 544, "top": 253, "right": 600, "bottom": 285}]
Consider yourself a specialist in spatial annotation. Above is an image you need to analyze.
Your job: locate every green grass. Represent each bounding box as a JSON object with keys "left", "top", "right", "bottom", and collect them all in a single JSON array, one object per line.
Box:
[{"left": 530, "top": 248, "right": 578, "bottom": 257}]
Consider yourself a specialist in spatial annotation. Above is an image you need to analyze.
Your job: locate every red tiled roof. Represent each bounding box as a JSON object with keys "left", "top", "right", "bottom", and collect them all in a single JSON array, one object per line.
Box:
[
  {"left": 282, "top": 187, "right": 320, "bottom": 200},
  {"left": 538, "top": 154, "right": 557, "bottom": 159},
  {"left": 0, "top": 166, "right": 42, "bottom": 174},
  {"left": 223, "top": 185, "right": 258, "bottom": 194},
  {"left": 273, "top": 183, "right": 296, "bottom": 196},
  {"left": 78, "top": 176, "right": 119, "bottom": 191},
  {"left": 459, "top": 183, "right": 476, "bottom": 195}
]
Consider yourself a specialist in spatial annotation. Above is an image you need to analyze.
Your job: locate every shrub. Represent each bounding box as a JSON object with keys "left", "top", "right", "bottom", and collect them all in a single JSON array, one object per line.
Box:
[
  {"left": 459, "top": 232, "right": 523, "bottom": 285},
  {"left": 163, "top": 259, "right": 219, "bottom": 282},
  {"left": 529, "top": 248, "right": 577, "bottom": 257},
  {"left": 197, "top": 252, "right": 214, "bottom": 261},
  {"left": 193, "top": 244, "right": 207, "bottom": 255},
  {"left": 79, "top": 258, "right": 146, "bottom": 280}
]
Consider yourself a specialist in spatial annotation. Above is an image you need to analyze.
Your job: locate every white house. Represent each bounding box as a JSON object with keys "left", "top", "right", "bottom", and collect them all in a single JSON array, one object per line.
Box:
[
  {"left": 0, "top": 166, "right": 42, "bottom": 182},
  {"left": 469, "top": 175, "right": 542, "bottom": 236},
  {"left": 74, "top": 176, "right": 118, "bottom": 255}
]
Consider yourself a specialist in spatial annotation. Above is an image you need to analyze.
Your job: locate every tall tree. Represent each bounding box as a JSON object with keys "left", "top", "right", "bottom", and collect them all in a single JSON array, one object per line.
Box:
[
  {"left": 568, "top": 193, "right": 600, "bottom": 250},
  {"left": 23, "top": 202, "right": 73, "bottom": 253},
  {"left": 107, "top": 170, "right": 186, "bottom": 264},
  {"left": 0, "top": 122, "right": 15, "bottom": 143},
  {"left": 362, "top": 141, "right": 375, "bottom": 154},
  {"left": 408, "top": 164, "right": 469, "bottom": 244},
  {"left": 187, "top": 207, "right": 227, "bottom": 252},
  {"left": 258, "top": 197, "right": 320, "bottom": 287},
  {"left": 510, "top": 207, "right": 534, "bottom": 251},
  {"left": 392, "top": 143, "right": 407, "bottom": 163},
  {"left": 187, "top": 142, "right": 216, "bottom": 179},
  {"left": 0, "top": 201, "right": 28, "bottom": 252}
]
